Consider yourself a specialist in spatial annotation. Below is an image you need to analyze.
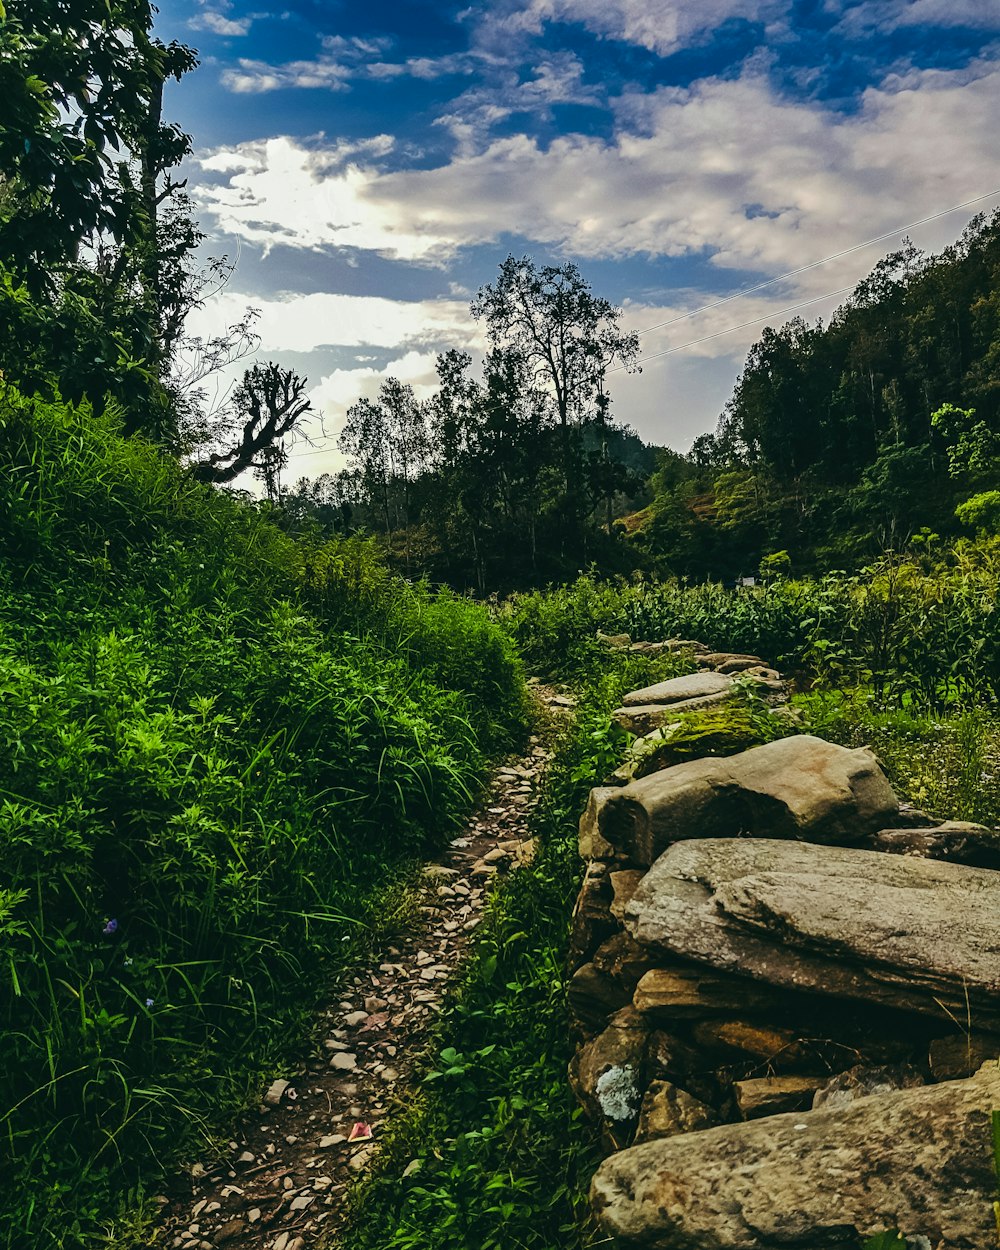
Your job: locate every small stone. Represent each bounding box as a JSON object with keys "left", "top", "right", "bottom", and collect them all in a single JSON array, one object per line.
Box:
[
  {"left": 319, "top": 1134, "right": 346, "bottom": 1149},
  {"left": 264, "top": 1079, "right": 290, "bottom": 1107},
  {"left": 212, "top": 1219, "right": 246, "bottom": 1245},
  {"left": 247, "top": 1209, "right": 261, "bottom": 1223},
  {"left": 190, "top": 1163, "right": 207, "bottom": 1180},
  {"left": 423, "top": 864, "right": 459, "bottom": 880},
  {"left": 342, "top": 1010, "right": 367, "bottom": 1027},
  {"left": 330, "top": 1052, "right": 358, "bottom": 1071},
  {"left": 236, "top": 1151, "right": 255, "bottom": 1166},
  {"left": 290, "top": 1194, "right": 315, "bottom": 1212}
]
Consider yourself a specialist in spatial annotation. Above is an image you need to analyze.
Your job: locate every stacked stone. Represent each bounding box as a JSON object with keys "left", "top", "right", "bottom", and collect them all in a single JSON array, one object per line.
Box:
[{"left": 569, "top": 640, "right": 1000, "bottom": 1250}]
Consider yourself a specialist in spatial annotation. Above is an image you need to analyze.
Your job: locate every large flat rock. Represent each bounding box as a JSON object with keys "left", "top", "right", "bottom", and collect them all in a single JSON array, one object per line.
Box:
[
  {"left": 591, "top": 1062, "right": 1000, "bottom": 1249},
  {"left": 595, "top": 735, "right": 897, "bottom": 864},
  {"left": 621, "top": 672, "right": 734, "bottom": 706},
  {"left": 626, "top": 837, "right": 1000, "bottom": 1024}
]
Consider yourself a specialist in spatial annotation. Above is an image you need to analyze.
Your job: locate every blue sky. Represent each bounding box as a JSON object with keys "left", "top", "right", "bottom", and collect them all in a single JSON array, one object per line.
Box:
[{"left": 154, "top": 0, "right": 1000, "bottom": 478}]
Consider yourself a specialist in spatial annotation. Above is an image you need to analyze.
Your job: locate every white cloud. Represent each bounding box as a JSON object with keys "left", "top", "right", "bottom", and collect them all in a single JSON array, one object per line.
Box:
[
  {"left": 191, "top": 9, "right": 254, "bottom": 36},
  {"left": 475, "top": 0, "right": 786, "bottom": 56},
  {"left": 828, "top": 0, "right": 1000, "bottom": 34},
  {"left": 185, "top": 289, "right": 476, "bottom": 355},
  {"left": 221, "top": 56, "right": 351, "bottom": 92},
  {"left": 193, "top": 58, "right": 1000, "bottom": 278}
]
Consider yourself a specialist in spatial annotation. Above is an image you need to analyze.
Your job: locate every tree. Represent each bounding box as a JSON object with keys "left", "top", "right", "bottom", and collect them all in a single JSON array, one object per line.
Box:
[
  {"left": 0, "top": 0, "right": 199, "bottom": 430},
  {"left": 471, "top": 256, "right": 639, "bottom": 497},
  {"left": 191, "top": 363, "right": 312, "bottom": 485},
  {"left": 337, "top": 378, "right": 429, "bottom": 546}
]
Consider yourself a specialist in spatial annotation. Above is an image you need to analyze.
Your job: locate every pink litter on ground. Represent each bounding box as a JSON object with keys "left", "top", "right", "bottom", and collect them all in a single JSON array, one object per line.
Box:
[{"left": 348, "top": 1121, "right": 373, "bottom": 1142}]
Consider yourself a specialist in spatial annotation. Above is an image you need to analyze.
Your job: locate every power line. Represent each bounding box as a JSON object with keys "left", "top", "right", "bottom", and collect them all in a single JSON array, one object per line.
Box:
[
  {"left": 630, "top": 187, "right": 1000, "bottom": 339},
  {"left": 611, "top": 283, "right": 857, "bottom": 372}
]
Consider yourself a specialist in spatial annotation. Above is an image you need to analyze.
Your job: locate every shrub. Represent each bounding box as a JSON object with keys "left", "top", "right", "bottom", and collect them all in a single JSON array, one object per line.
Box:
[{"left": 0, "top": 385, "right": 528, "bottom": 1247}]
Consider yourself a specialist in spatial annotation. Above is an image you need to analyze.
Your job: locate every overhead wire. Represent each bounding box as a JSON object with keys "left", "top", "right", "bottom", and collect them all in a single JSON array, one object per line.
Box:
[{"left": 630, "top": 187, "right": 1000, "bottom": 339}]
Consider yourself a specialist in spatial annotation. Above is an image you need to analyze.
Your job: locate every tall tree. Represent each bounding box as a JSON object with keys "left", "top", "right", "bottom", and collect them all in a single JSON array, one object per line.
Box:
[
  {"left": 0, "top": 0, "right": 198, "bottom": 428},
  {"left": 191, "top": 363, "right": 311, "bottom": 485},
  {"left": 471, "top": 256, "right": 639, "bottom": 498}
]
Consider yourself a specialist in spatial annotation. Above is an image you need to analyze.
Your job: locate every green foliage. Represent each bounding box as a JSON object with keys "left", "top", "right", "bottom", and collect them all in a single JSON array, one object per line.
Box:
[
  {"left": 797, "top": 690, "right": 1000, "bottom": 826},
  {"left": 506, "top": 550, "right": 1000, "bottom": 710},
  {"left": 955, "top": 489, "right": 1000, "bottom": 533},
  {"left": 636, "top": 215, "right": 1000, "bottom": 580},
  {"left": 345, "top": 675, "right": 648, "bottom": 1250},
  {"left": 931, "top": 402, "right": 999, "bottom": 479},
  {"left": 499, "top": 574, "right": 696, "bottom": 683},
  {"left": 0, "top": 384, "right": 528, "bottom": 1247}
]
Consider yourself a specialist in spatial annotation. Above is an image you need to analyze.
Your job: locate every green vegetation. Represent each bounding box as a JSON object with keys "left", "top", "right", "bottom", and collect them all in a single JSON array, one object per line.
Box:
[
  {"left": 0, "top": 385, "right": 527, "bottom": 1247},
  {"left": 345, "top": 662, "right": 661, "bottom": 1250},
  {"left": 503, "top": 547, "right": 1000, "bottom": 708}
]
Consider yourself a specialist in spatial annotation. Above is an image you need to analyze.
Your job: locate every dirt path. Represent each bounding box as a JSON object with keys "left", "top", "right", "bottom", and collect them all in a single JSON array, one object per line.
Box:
[{"left": 158, "top": 717, "right": 561, "bottom": 1250}]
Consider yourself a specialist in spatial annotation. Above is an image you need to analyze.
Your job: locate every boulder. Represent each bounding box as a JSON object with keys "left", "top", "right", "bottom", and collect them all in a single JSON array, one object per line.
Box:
[
  {"left": 569, "top": 962, "right": 633, "bottom": 1028},
  {"left": 612, "top": 695, "right": 729, "bottom": 736},
  {"left": 690, "top": 1017, "right": 810, "bottom": 1069},
  {"left": 579, "top": 788, "right": 620, "bottom": 859},
  {"left": 633, "top": 966, "right": 785, "bottom": 1020},
  {"left": 568, "top": 860, "right": 615, "bottom": 969},
  {"left": 928, "top": 1033, "right": 1000, "bottom": 1081},
  {"left": 600, "top": 736, "right": 898, "bottom": 864},
  {"left": 591, "top": 1062, "right": 1000, "bottom": 1249},
  {"left": 627, "top": 641, "right": 671, "bottom": 655},
  {"left": 609, "top": 869, "right": 646, "bottom": 923},
  {"left": 598, "top": 631, "right": 632, "bottom": 649},
  {"left": 626, "top": 838, "right": 1000, "bottom": 1026},
  {"left": 593, "top": 931, "right": 658, "bottom": 988},
  {"left": 733, "top": 1075, "right": 825, "bottom": 1119},
  {"left": 569, "top": 1008, "right": 650, "bottom": 1139},
  {"left": 665, "top": 639, "right": 710, "bottom": 654},
  {"left": 812, "top": 1063, "right": 924, "bottom": 1110},
  {"left": 621, "top": 672, "right": 735, "bottom": 707},
  {"left": 635, "top": 1080, "right": 718, "bottom": 1143},
  {"left": 695, "top": 653, "right": 766, "bottom": 672},
  {"left": 873, "top": 821, "right": 1000, "bottom": 868}
]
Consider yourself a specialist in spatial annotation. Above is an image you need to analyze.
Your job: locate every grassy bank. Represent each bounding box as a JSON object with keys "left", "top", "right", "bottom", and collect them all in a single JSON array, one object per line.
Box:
[{"left": 0, "top": 387, "right": 529, "bottom": 1247}]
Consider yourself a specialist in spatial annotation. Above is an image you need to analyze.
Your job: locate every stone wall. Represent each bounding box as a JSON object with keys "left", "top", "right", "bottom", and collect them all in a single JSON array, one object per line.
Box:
[{"left": 568, "top": 640, "right": 1000, "bottom": 1250}]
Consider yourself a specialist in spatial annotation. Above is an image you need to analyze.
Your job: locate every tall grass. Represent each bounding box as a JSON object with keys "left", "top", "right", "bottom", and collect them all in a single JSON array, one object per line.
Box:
[{"left": 0, "top": 385, "right": 528, "bottom": 1247}]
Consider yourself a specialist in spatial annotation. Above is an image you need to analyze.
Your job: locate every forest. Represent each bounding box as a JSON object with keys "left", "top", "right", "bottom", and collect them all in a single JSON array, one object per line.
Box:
[
  {"left": 284, "top": 214, "right": 1000, "bottom": 591},
  {"left": 3, "top": 2, "right": 1000, "bottom": 1249}
]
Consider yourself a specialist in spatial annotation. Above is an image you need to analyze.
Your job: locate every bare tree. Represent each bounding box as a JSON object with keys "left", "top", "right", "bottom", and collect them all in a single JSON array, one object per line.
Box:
[{"left": 191, "top": 362, "right": 311, "bottom": 485}]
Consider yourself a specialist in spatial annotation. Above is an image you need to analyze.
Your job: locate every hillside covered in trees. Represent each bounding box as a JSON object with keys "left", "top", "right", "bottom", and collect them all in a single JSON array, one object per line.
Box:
[
  {"left": 633, "top": 212, "right": 1000, "bottom": 579},
  {"left": 278, "top": 213, "right": 1000, "bottom": 590}
]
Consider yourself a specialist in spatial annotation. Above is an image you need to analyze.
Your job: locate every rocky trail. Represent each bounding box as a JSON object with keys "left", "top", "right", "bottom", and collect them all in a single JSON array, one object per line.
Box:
[{"left": 157, "top": 702, "right": 566, "bottom": 1250}]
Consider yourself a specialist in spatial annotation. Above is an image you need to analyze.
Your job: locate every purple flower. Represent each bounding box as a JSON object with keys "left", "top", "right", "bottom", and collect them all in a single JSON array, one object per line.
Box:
[
  {"left": 103, "top": 919, "right": 118, "bottom": 936},
  {"left": 145, "top": 998, "right": 155, "bottom": 1008}
]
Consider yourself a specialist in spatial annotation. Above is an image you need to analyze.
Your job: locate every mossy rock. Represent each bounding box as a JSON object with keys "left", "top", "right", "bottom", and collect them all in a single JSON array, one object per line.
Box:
[{"left": 611, "top": 699, "right": 796, "bottom": 782}]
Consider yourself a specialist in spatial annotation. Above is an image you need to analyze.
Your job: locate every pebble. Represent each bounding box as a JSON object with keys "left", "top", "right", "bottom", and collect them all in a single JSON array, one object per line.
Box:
[{"left": 264, "top": 1079, "right": 290, "bottom": 1107}]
